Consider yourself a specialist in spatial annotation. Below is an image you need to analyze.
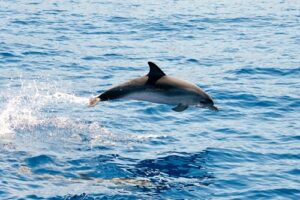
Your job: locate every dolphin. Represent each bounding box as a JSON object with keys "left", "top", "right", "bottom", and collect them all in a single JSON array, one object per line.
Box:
[{"left": 89, "top": 62, "right": 218, "bottom": 112}]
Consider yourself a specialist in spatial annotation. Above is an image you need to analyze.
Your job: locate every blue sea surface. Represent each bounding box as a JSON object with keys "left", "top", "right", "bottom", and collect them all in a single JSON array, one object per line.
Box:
[{"left": 1, "top": 0, "right": 300, "bottom": 199}]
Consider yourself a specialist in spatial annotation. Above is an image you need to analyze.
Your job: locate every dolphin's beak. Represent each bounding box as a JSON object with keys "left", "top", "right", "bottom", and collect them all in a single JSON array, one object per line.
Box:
[
  {"left": 195, "top": 104, "right": 219, "bottom": 112},
  {"left": 209, "top": 105, "right": 219, "bottom": 112}
]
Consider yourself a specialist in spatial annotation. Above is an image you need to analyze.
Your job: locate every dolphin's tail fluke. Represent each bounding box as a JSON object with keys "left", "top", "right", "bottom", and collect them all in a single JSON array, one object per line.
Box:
[{"left": 89, "top": 97, "right": 101, "bottom": 107}]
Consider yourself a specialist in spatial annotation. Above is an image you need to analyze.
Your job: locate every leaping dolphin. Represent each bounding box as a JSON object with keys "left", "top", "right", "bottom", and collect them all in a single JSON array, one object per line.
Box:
[{"left": 89, "top": 62, "right": 218, "bottom": 112}]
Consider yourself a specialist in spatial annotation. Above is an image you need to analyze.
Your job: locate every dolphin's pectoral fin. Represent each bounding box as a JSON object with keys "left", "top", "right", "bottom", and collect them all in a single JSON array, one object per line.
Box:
[
  {"left": 146, "top": 62, "right": 166, "bottom": 85},
  {"left": 172, "top": 103, "right": 188, "bottom": 112}
]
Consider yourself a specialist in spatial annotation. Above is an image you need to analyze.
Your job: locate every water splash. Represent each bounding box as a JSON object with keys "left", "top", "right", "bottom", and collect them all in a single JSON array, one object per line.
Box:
[
  {"left": 0, "top": 80, "right": 89, "bottom": 136},
  {"left": 0, "top": 79, "right": 150, "bottom": 150}
]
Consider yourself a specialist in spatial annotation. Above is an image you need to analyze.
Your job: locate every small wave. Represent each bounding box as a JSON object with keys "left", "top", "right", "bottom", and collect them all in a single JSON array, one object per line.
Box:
[
  {"left": 230, "top": 67, "right": 300, "bottom": 77},
  {"left": 0, "top": 52, "right": 18, "bottom": 57},
  {"left": 107, "top": 16, "right": 132, "bottom": 23}
]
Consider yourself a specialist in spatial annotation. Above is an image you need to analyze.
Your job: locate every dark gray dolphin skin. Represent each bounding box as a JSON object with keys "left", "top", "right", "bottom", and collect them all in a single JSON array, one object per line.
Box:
[{"left": 89, "top": 62, "right": 218, "bottom": 112}]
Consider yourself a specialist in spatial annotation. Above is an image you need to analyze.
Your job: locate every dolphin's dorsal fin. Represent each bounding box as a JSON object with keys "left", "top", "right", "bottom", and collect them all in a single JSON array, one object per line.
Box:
[{"left": 146, "top": 62, "right": 166, "bottom": 85}]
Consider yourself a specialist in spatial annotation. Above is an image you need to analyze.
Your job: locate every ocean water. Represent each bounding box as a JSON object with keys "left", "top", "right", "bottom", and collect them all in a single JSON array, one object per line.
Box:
[{"left": 0, "top": 0, "right": 300, "bottom": 199}]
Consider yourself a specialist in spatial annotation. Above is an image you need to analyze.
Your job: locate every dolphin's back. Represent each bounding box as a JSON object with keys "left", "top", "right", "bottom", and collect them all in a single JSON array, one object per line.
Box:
[
  {"left": 156, "top": 76, "right": 214, "bottom": 104},
  {"left": 99, "top": 76, "right": 148, "bottom": 101},
  {"left": 156, "top": 76, "right": 202, "bottom": 94}
]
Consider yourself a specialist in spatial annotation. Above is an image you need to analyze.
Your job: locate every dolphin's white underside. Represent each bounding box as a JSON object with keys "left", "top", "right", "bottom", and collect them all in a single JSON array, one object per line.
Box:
[{"left": 122, "top": 90, "right": 199, "bottom": 106}]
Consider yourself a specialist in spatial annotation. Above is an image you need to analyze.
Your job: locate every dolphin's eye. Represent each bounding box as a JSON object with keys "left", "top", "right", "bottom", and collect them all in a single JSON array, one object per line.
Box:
[{"left": 199, "top": 99, "right": 207, "bottom": 104}]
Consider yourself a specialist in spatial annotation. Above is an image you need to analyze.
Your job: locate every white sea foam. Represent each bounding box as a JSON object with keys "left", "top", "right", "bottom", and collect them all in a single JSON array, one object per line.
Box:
[
  {"left": 0, "top": 80, "right": 90, "bottom": 136},
  {"left": 53, "top": 92, "right": 88, "bottom": 105}
]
